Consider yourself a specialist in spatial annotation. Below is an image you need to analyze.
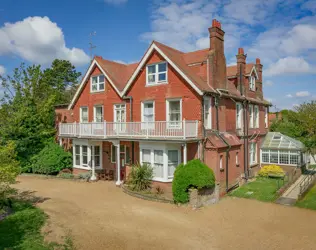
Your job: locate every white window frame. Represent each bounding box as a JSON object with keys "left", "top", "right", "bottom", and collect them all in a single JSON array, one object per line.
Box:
[
  {"left": 91, "top": 74, "right": 105, "bottom": 93},
  {"left": 250, "top": 142, "right": 257, "bottom": 165},
  {"left": 265, "top": 107, "right": 268, "bottom": 128},
  {"left": 93, "top": 105, "right": 103, "bottom": 122},
  {"left": 111, "top": 144, "right": 127, "bottom": 164},
  {"left": 146, "top": 62, "right": 168, "bottom": 86},
  {"left": 139, "top": 142, "right": 180, "bottom": 182},
  {"left": 204, "top": 96, "right": 212, "bottom": 129},
  {"left": 249, "top": 75, "right": 256, "bottom": 91},
  {"left": 141, "top": 101, "right": 155, "bottom": 129},
  {"left": 80, "top": 106, "right": 89, "bottom": 123},
  {"left": 249, "top": 104, "right": 254, "bottom": 128},
  {"left": 254, "top": 105, "right": 259, "bottom": 128},
  {"left": 166, "top": 98, "right": 182, "bottom": 129},
  {"left": 114, "top": 104, "right": 126, "bottom": 132},
  {"left": 72, "top": 140, "right": 102, "bottom": 170},
  {"left": 260, "top": 149, "right": 302, "bottom": 166},
  {"left": 236, "top": 102, "right": 243, "bottom": 129},
  {"left": 219, "top": 155, "right": 223, "bottom": 170}
]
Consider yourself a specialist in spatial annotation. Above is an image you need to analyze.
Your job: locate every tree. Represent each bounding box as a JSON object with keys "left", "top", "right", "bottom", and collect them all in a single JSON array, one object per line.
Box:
[
  {"left": 0, "top": 60, "right": 81, "bottom": 168},
  {"left": 270, "top": 101, "right": 316, "bottom": 160}
]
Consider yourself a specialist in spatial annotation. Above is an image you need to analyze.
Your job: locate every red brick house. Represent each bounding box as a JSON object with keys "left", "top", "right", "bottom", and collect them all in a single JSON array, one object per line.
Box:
[{"left": 57, "top": 19, "right": 270, "bottom": 194}]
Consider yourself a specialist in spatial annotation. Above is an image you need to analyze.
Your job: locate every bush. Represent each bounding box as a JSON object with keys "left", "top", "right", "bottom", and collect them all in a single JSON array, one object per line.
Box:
[
  {"left": 58, "top": 173, "right": 74, "bottom": 179},
  {"left": 128, "top": 163, "right": 153, "bottom": 191},
  {"left": 31, "top": 142, "right": 72, "bottom": 175},
  {"left": 258, "top": 165, "right": 285, "bottom": 177},
  {"left": 172, "top": 159, "right": 215, "bottom": 203}
]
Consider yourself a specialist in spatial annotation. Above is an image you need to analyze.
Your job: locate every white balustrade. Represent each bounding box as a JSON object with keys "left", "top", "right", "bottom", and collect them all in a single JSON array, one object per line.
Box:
[{"left": 59, "top": 120, "right": 198, "bottom": 139}]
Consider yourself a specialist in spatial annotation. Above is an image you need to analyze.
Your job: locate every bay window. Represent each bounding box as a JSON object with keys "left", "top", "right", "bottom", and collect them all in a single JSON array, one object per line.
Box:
[
  {"left": 146, "top": 62, "right": 167, "bottom": 85},
  {"left": 142, "top": 101, "right": 155, "bottom": 129},
  {"left": 91, "top": 75, "right": 105, "bottom": 92},
  {"left": 167, "top": 99, "right": 182, "bottom": 128},
  {"left": 140, "top": 143, "right": 180, "bottom": 182},
  {"left": 73, "top": 140, "right": 102, "bottom": 170}
]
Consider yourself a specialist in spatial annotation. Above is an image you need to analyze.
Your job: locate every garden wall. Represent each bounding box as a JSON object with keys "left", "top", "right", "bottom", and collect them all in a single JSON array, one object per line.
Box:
[{"left": 189, "top": 184, "right": 220, "bottom": 208}]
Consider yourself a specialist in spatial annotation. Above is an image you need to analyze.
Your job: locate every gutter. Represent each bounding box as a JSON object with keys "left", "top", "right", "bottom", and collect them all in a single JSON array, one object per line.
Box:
[
  {"left": 214, "top": 94, "right": 231, "bottom": 192},
  {"left": 123, "top": 96, "right": 134, "bottom": 163}
]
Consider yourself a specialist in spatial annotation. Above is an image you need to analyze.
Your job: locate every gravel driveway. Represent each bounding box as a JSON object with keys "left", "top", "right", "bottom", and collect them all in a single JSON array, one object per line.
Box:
[{"left": 14, "top": 176, "right": 316, "bottom": 250}]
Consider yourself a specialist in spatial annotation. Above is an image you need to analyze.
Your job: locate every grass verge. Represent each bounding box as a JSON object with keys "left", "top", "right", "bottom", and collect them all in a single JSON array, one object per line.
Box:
[
  {"left": 296, "top": 184, "right": 316, "bottom": 210},
  {"left": 229, "top": 177, "right": 281, "bottom": 202},
  {"left": 0, "top": 199, "right": 74, "bottom": 250}
]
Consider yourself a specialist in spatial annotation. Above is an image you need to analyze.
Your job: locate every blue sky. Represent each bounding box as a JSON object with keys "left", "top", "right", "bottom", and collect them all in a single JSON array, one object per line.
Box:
[{"left": 0, "top": 0, "right": 315, "bottom": 111}]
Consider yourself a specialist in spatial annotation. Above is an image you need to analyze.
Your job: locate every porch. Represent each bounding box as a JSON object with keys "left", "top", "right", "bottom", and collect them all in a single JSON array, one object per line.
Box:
[
  {"left": 59, "top": 120, "right": 199, "bottom": 140},
  {"left": 71, "top": 139, "right": 196, "bottom": 184}
]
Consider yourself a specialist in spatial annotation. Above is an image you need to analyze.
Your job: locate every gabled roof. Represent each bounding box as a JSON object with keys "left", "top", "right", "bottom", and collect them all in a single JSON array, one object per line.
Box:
[
  {"left": 226, "top": 63, "right": 257, "bottom": 78},
  {"left": 261, "top": 132, "right": 304, "bottom": 150}
]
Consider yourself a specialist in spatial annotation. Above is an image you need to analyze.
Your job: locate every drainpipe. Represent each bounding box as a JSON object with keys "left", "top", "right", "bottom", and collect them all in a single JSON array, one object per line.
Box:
[
  {"left": 215, "top": 93, "right": 231, "bottom": 192},
  {"left": 123, "top": 96, "right": 134, "bottom": 163}
]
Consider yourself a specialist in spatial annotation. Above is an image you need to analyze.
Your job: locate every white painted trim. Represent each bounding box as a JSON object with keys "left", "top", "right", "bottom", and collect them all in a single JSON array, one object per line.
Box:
[
  {"left": 166, "top": 98, "right": 182, "bottom": 129},
  {"left": 246, "top": 66, "right": 259, "bottom": 79},
  {"left": 93, "top": 105, "right": 104, "bottom": 122},
  {"left": 80, "top": 106, "right": 89, "bottom": 123},
  {"left": 146, "top": 61, "right": 168, "bottom": 86},
  {"left": 90, "top": 74, "right": 105, "bottom": 93},
  {"left": 68, "top": 60, "right": 122, "bottom": 110},
  {"left": 203, "top": 96, "right": 212, "bottom": 129},
  {"left": 121, "top": 43, "right": 204, "bottom": 96}
]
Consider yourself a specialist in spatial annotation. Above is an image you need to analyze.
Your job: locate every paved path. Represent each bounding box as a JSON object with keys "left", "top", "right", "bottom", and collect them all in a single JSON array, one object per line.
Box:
[
  {"left": 276, "top": 175, "right": 306, "bottom": 205},
  {"left": 14, "top": 176, "right": 316, "bottom": 250}
]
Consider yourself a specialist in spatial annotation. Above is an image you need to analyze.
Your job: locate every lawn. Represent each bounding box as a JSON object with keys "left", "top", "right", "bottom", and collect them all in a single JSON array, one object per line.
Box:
[
  {"left": 229, "top": 177, "right": 281, "bottom": 202},
  {"left": 296, "top": 184, "right": 316, "bottom": 210},
  {"left": 0, "top": 199, "right": 73, "bottom": 250}
]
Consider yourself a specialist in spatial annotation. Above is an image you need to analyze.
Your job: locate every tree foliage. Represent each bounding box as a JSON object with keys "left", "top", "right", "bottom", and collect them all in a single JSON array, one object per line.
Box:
[
  {"left": 31, "top": 141, "right": 73, "bottom": 175},
  {"left": 172, "top": 159, "right": 215, "bottom": 203},
  {"left": 270, "top": 101, "right": 316, "bottom": 158},
  {"left": 0, "top": 60, "right": 81, "bottom": 168}
]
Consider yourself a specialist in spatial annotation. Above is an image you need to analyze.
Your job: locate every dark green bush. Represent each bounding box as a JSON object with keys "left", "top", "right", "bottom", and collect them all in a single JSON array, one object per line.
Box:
[
  {"left": 128, "top": 163, "right": 153, "bottom": 191},
  {"left": 172, "top": 159, "right": 215, "bottom": 203},
  {"left": 31, "top": 142, "right": 72, "bottom": 175}
]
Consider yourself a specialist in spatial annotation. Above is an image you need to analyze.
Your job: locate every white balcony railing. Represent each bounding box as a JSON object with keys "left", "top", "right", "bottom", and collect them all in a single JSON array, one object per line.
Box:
[{"left": 59, "top": 120, "right": 199, "bottom": 140}]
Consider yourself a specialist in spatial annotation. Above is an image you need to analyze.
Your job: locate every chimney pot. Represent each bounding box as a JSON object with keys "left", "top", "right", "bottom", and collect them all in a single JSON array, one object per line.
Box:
[
  {"left": 212, "top": 19, "right": 217, "bottom": 27},
  {"left": 238, "top": 48, "right": 244, "bottom": 55},
  {"left": 256, "top": 58, "right": 261, "bottom": 64}
]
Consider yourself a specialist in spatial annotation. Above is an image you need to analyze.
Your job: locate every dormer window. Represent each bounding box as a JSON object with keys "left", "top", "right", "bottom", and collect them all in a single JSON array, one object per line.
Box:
[
  {"left": 249, "top": 75, "right": 256, "bottom": 91},
  {"left": 146, "top": 62, "right": 167, "bottom": 85},
  {"left": 91, "top": 75, "right": 105, "bottom": 92}
]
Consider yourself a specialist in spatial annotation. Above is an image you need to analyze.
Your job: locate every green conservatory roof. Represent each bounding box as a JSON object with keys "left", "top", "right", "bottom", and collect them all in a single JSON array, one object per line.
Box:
[{"left": 261, "top": 132, "right": 304, "bottom": 150}]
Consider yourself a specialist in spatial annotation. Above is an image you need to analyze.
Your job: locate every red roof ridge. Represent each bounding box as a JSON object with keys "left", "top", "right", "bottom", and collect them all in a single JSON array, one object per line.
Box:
[{"left": 153, "top": 40, "right": 184, "bottom": 54}]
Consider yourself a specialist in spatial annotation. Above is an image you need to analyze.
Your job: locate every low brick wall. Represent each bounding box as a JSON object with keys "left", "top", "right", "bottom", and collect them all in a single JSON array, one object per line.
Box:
[{"left": 189, "top": 184, "right": 220, "bottom": 208}]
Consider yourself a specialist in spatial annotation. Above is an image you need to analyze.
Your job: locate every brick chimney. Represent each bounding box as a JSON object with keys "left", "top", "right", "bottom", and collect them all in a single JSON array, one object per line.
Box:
[
  {"left": 255, "top": 58, "right": 263, "bottom": 98},
  {"left": 208, "top": 19, "right": 227, "bottom": 90},
  {"left": 236, "top": 48, "right": 246, "bottom": 96}
]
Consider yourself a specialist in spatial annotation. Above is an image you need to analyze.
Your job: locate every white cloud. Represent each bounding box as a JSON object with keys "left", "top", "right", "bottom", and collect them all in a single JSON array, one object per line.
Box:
[
  {"left": 104, "top": 0, "right": 127, "bottom": 4},
  {"left": 286, "top": 94, "right": 293, "bottom": 98},
  {"left": 264, "top": 80, "right": 273, "bottom": 86},
  {"left": 0, "top": 65, "right": 5, "bottom": 75},
  {"left": 265, "top": 57, "right": 313, "bottom": 76},
  {"left": 296, "top": 91, "right": 311, "bottom": 97},
  {"left": 0, "top": 16, "right": 89, "bottom": 66}
]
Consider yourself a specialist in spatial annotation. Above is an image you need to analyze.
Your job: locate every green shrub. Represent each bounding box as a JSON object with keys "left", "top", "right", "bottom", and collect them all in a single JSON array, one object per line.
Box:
[
  {"left": 58, "top": 173, "right": 74, "bottom": 179},
  {"left": 31, "top": 142, "right": 72, "bottom": 175},
  {"left": 172, "top": 159, "right": 215, "bottom": 203},
  {"left": 78, "top": 172, "right": 91, "bottom": 180},
  {"left": 128, "top": 163, "right": 153, "bottom": 191},
  {"left": 258, "top": 165, "right": 285, "bottom": 177}
]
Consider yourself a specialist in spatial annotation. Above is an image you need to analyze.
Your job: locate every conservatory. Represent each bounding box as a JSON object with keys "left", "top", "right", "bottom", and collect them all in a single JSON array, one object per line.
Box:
[{"left": 260, "top": 132, "right": 305, "bottom": 166}]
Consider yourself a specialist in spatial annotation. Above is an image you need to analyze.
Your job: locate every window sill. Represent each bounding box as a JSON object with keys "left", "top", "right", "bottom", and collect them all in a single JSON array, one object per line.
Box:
[
  {"left": 74, "top": 165, "right": 91, "bottom": 170},
  {"left": 146, "top": 81, "right": 168, "bottom": 87},
  {"left": 90, "top": 90, "right": 105, "bottom": 94},
  {"left": 152, "top": 177, "right": 173, "bottom": 183},
  {"left": 250, "top": 163, "right": 259, "bottom": 168}
]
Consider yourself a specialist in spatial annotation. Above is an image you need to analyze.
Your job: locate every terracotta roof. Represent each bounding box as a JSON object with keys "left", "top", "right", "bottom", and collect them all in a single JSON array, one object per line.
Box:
[
  {"left": 227, "top": 63, "right": 255, "bottom": 78},
  {"left": 95, "top": 57, "right": 138, "bottom": 91},
  {"left": 206, "top": 132, "right": 242, "bottom": 148}
]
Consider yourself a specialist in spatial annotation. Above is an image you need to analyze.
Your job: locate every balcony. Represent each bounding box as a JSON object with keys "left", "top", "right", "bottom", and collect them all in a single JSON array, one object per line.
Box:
[{"left": 59, "top": 121, "right": 199, "bottom": 140}]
